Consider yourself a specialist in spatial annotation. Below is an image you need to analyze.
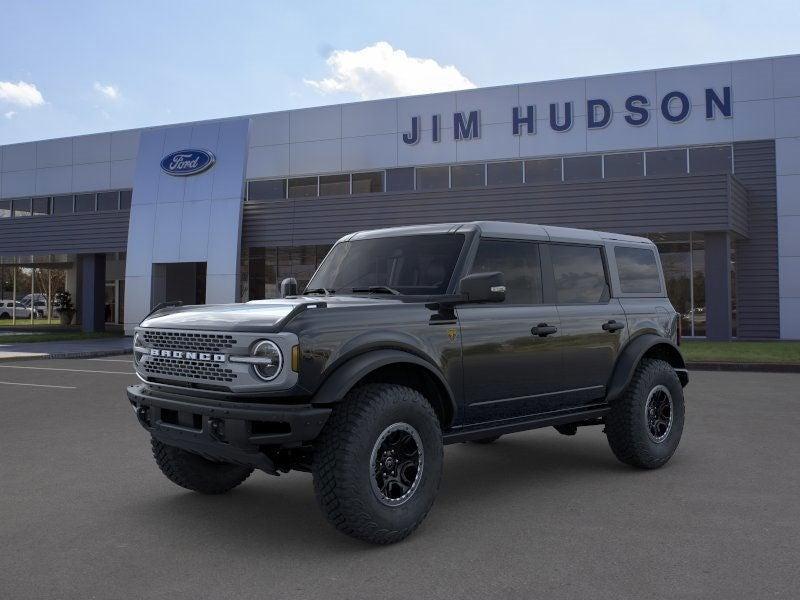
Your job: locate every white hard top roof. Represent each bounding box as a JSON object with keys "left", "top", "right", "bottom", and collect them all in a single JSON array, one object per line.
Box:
[{"left": 344, "top": 221, "right": 653, "bottom": 246}]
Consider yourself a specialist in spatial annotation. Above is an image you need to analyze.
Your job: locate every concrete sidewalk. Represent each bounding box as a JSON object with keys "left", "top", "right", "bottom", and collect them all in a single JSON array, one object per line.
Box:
[{"left": 0, "top": 336, "right": 132, "bottom": 361}]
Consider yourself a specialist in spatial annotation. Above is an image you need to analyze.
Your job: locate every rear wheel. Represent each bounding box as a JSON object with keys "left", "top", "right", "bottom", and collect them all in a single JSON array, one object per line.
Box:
[
  {"left": 312, "top": 383, "right": 443, "bottom": 544},
  {"left": 605, "top": 358, "right": 685, "bottom": 469},
  {"left": 151, "top": 438, "right": 253, "bottom": 494}
]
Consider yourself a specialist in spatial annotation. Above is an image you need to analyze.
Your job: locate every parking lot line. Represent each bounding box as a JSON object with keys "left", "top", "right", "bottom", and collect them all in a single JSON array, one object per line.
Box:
[
  {"left": 0, "top": 365, "right": 133, "bottom": 375},
  {"left": 87, "top": 358, "right": 133, "bottom": 363},
  {"left": 0, "top": 380, "right": 77, "bottom": 389}
]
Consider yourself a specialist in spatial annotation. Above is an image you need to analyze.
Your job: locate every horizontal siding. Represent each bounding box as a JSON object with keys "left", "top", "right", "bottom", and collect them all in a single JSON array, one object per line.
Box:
[
  {"left": 0, "top": 211, "right": 130, "bottom": 256},
  {"left": 732, "top": 140, "right": 779, "bottom": 339},
  {"left": 243, "top": 173, "right": 739, "bottom": 248}
]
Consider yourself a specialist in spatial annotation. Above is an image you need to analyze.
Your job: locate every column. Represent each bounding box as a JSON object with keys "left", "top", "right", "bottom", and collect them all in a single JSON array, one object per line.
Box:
[
  {"left": 704, "top": 232, "right": 732, "bottom": 341},
  {"left": 80, "top": 254, "right": 106, "bottom": 332}
]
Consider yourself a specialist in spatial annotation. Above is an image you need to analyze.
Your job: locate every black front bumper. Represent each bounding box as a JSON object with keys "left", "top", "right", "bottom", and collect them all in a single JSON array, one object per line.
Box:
[{"left": 127, "top": 384, "right": 331, "bottom": 473}]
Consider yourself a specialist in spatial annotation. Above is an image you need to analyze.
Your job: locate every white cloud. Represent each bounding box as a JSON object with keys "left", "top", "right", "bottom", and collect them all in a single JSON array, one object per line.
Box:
[
  {"left": 304, "top": 41, "right": 475, "bottom": 100},
  {"left": 93, "top": 82, "right": 121, "bottom": 100},
  {"left": 4, "top": 110, "right": 17, "bottom": 119},
  {"left": 0, "top": 80, "right": 44, "bottom": 107}
]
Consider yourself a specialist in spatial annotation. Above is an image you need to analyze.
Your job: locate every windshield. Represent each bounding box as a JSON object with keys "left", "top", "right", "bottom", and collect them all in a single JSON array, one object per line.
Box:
[{"left": 306, "top": 233, "right": 466, "bottom": 295}]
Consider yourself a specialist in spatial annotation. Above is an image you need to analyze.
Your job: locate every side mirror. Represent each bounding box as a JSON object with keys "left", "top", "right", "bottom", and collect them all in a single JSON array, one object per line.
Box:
[
  {"left": 458, "top": 271, "right": 506, "bottom": 303},
  {"left": 280, "top": 277, "right": 298, "bottom": 298}
]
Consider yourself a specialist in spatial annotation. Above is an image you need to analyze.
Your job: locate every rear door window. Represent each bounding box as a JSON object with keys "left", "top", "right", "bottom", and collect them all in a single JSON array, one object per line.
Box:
[
  {"left": 469, "top": 239, "right": 543, "bottom": 304},
  {"left": 614, "top": 246, "right": 662, "bottom": 293},
  {"left": 550, "top": 244, "right": 609, "bottom": 304}
]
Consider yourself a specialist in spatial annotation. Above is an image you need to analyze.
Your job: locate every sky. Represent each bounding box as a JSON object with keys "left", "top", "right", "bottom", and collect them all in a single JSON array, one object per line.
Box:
[{"left": 1, "top": 0, "right": 799, "bottom": 145}]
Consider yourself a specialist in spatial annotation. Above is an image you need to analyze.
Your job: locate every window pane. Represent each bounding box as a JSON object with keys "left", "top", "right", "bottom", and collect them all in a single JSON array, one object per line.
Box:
[
  {"left": 386, "top": 167, "right": 414, "bottom": 192},
  {"left": 416, "top": 166, "right": 449, "bottom": 191},
  {"left": 12, "top": 198, "right": 32, "bottom": 217},
  {"left": 319, "top": 174, "right": 350, "bottom": 196},
  {"left": 690, "top": 145, "right": 732, "bottom": 174},
  {"left": 288, "top": 177, "right": 317, "bottom": 198},
  {"left": 551, "top": 244, "right": 609, "bottom": 304},
  {"left": 646, "top": 149, "right": 686, "bottom": 176},
  {"left": 0, "top": 200, "right": 10, "bottom": 218},
  {"left": 615, "top": 246, "right": 662, "bottom": 293},
  {"left": 648, "top": 234, "right": 692, "bottom": 336},
  {"left": 451, "top": 163, "right": 485, "bottom": 188},
  {"left": 470, "top": 240, "right": 542, "bottom": 304},
  {"left": 120, "top": 190, "right": 132, "bottom": 210},
  {"left": 352, "top": 171, "right": 384, "bottom": 194},
  {"left": 249, "top": 179, "right": 286, "bottom": 201},
  {"left": 248, "top": 247, "right": 266, "bottom": 300},
  {"left": 604, "top": 152, "right": 644, "bottom": 178},
  {"left": 525, "top": 158, "right": 561, "bottom": 184},
  {"left": 32, "top": 197, "right": 50, "bottom": 216},
  {"left": 563, "top": 155, "right": 602, "bottom": 181},
  {"left": 74, "top": 194, "right": 96, "bottom": 212},
  {"left": 487, "top": 161, "right": 523, "bottom": 186},
  {"left": 52, "top": 195, "right": 74, "bottom": 214},
  {"left": 98, "top": 191, "right": 119, "bottom": 211}
]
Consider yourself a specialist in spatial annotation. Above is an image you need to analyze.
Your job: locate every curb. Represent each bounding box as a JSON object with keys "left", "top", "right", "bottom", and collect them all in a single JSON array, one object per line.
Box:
[
  {"left": 0, "top": 349, "right": 132, "bottom": 363},
  {"left": 687, "top": 361, "right": 800, "bottom": 373}
]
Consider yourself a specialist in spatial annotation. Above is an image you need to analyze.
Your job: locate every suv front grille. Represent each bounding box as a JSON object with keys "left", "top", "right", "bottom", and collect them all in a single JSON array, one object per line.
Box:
[
  {"left": 141, "top": 330, "right": 237, "bottom": 353},
  {"left": 142, "top": 356, "right": 238, "bottom": 383}
]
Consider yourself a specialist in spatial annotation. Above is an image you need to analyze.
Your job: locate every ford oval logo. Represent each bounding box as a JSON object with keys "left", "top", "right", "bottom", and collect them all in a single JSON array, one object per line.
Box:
[{"left": 160, "top": 149, "right": 215, "bottom": 176}]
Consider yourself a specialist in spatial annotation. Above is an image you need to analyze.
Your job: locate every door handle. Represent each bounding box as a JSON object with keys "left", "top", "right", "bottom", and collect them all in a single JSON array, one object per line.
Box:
[
  {"left": 531, "top": 323, "right": 558, "bottom": 337},
  {"left": 602, "top": 320, "right": 625, "bottom": 332}
]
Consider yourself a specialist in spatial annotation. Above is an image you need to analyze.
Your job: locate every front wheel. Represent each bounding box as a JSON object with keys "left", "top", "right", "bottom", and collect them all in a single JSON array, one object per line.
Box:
[
  {"left": 605, "top": 358, "right": 685, "bottom": 469},
  {"left": 312, "top": 383, "right": 443, "bottom": 544}
]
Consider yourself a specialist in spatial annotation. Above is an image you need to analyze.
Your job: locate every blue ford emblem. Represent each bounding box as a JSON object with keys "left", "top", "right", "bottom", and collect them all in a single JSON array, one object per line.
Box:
[{"left": 160, "top": 149, "right": 215, "bottom": 176}]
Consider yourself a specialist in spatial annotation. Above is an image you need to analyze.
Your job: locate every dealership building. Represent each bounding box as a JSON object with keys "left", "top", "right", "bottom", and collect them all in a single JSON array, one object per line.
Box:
[{"left": 1, "top": 54, "right": 799, "bottom": 340}]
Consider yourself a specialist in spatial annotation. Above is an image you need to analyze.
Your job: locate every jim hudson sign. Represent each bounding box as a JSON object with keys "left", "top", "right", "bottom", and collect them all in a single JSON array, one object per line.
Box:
[{"left": 401, "top": 86, "right": 732, "bottom": 145}]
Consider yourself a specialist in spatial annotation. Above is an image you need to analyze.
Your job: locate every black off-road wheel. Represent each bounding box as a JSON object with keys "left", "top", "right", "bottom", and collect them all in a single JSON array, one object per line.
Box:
[
  {"left": 470, "top": 434, "right": 502, "bottom": 444},
  {"left": 151, "top": 438, "right": 254, "bottom": 494},
  {"left": 312, "top": 383, "right": 443, "bottom": 544},
  {"left": 605, "top": 358, "right": 685, "bottom": 469}
]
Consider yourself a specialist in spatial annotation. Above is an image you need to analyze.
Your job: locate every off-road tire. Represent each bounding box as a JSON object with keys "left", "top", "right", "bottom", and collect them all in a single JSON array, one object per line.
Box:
[
  {"left": 470, "top": 434, "right": 502, "bottom": 444},
  {"left": 312, "top": 383, "right": 443, "bottom": 544},
  {"left": 605, "top": 358, "right": 685, "bottom": 469},
  {"left": 151, "top": 438, "right": 253, "bottom": 494}
]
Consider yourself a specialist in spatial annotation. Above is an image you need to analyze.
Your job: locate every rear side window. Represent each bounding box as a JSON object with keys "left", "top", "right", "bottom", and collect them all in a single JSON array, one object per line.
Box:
[
  {"left": 470, "top": 240, "right": 542, "bottom": 304},
  {"left": 550, "top": 244, "right": 609, "bottom": 304},
  {"left": 615, "top": 246, "right": 662, "bottom": 293}
]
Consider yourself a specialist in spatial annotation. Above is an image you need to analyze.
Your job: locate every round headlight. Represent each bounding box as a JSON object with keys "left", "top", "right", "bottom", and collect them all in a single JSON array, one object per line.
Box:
[{"left": 252, "top": 340, "right": 283, "bottom": 381}]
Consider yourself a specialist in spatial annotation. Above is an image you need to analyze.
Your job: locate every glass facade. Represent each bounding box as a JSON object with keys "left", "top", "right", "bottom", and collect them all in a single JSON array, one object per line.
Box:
[{"left": 242, "top": 244, "right": 333, "bottom": 300}]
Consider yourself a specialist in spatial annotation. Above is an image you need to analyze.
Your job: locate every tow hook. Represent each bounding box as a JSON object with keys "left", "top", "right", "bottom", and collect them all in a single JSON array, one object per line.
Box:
[
  {"left": 209, "top": 418, "right": 226, "bottom": 442},
  {"left": 135, "top": 406, "right": 150, "bottom": 427}
]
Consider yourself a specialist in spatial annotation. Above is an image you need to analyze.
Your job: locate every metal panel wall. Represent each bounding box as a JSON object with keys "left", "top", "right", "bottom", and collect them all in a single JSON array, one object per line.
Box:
[
  {"left": 0, "top": 210, "right": 130, "bottom": 256},
  {"left": 732, "top": 140, "right": 780, "bottom": 339}
]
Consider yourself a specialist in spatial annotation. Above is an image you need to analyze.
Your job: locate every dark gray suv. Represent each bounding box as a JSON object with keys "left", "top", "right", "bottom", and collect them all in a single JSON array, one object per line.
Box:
[{"left": 128, "top": 221, "right": 688, "bottom": 544}]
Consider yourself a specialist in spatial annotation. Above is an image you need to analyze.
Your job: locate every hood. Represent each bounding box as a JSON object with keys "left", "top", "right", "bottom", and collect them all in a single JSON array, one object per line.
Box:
[{"left": 139, "top": 295, "right": 406, "bottom": 332}]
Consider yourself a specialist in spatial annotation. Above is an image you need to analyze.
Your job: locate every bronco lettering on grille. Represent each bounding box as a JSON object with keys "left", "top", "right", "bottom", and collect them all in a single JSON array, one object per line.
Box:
[{"left": 149, "top": 349, "right": 226, "bottom": 362}]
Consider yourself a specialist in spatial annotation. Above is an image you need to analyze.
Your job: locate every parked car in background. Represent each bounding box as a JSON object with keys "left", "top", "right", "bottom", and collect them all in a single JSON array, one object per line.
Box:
[
  {"left": 0, "top": 301, "right": 32, "bottom": 320},
  {"left": 20, "top": 296, "right": 48, "bottom": 318}
]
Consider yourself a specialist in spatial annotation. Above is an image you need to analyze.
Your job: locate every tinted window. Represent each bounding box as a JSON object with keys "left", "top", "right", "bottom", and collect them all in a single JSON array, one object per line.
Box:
[
  {"left": 451, "top": 163, "right": 484, "bottom": 188},
  {"left": 646, "top": 149, "right": 686, "bottom": 176},
  {"left": 319, "top": 174, "right": 350, "bottom": 196},
  {"left": 386, "top": 167, "right": 415, "bottom": 192},
  {"left": 470, "top": 240, "right": 542, "bottom": 304},
  {"left": 551, "top": 244, "right": 609, "bottom": 304},
  {"left": 690, "top": 145, "right": 732, "bottom": 174},
  {"left": 120, "top": 190, "right": 132, "bottom": 210},
  {"left": 525, "top": 158, "right": 562, "bottom": 183},
  {"left": 0, "top": 200, "right": 10, "bottom": 218},
  {"left": 615, "top": 246, "right": 662, "bottom": 293},
  {"left": 487, "top": 161, "right": 523, "bottom": 186},
  {"left": 288, "top": 177, "right": 317, "bottom": 198},
  {"left": 307, "top": 234, "right": 465, "bottom": 295},
  {"left": 352, "top": 171, "right": 384, "bottom": 194},
  {"left": 32, "top": 197, "right": 50, "bottom": 215},
  {"left": 416, "top": 166, "right": 449, "bottom": 191},
  {"left": 74, "top": 194, "right": 96, "bottom": 212},
  {"left": 249, "top": 179, "right": 286, "bottom": 201},
  {"left": 13, "top": 198, "right": 32, "bottom": 217},
  {"left": 52, "top": 195, "right": 73, "bottom": 214},
  {"left": 604, "top": 152, "right": 644, "bottom": 178},
  {"left": 563, "top": 155, "right": 602, "bottom": 181},
  {"left": 98, "top": 191, "right": 119, "bottom": 211}
]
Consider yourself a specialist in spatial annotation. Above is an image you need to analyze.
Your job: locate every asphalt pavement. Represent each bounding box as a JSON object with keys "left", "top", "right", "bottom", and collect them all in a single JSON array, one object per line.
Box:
[{"left": 0, "top": 359, "right": 798, "bottom": 599}]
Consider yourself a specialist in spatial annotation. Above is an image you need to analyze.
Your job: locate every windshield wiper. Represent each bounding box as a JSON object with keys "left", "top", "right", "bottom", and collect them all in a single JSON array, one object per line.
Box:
[
  {"left": 350, "top": 286, "right": 401, "bottom": 295},
  {"left": 304, "top": 287, "right": 335, "bottom": 296}
]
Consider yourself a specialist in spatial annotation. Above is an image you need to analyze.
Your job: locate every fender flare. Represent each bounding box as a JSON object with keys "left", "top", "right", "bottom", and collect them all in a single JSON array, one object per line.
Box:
[
  {"left": 606, "top": 334, "right": 688, "bottom": 403},
  {"left": 311, "top": 349, "right": 457, "bottom": 426}
]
